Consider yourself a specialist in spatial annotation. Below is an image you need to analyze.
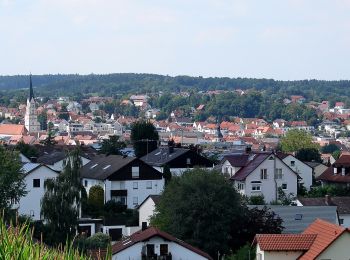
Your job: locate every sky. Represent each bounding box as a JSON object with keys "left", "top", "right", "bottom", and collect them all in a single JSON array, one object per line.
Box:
[{"left": 1, "top": 0, "right": 350, "bottom": 80}]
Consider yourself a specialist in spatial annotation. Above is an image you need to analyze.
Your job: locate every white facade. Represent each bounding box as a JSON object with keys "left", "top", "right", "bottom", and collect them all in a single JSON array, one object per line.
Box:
[
  {"left": 18, "top": 164, "right": 58, "bottom": 220},
  {"left": 138, "top": 197, "right": 156, "bottom": 227},
  {"left": 82, "top": 178, "right": 164, "bottom": 209},
  {"left": 281, "top": 155, "right": 313, "bottom": 191},
  {"left": 47, "top": 156, "right": 90, "bottom": 172},
  {"left": 112, "top": 236, "right": 209, "bottom": 260},
  {"left": 256, "top": 244, "right": 303, "bottom": 260},
  {"left": 316, "top": 232, "right": 350, "bottom": 259},
  {"left": 25, "top": 98, "right": 40, "bottom": 132},
  {"left": 232, "top": 155, "right": 298, "bottom": 203}
]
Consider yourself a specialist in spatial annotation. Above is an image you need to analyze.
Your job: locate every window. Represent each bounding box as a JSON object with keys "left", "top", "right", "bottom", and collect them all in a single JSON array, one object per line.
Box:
[
  {"left": 282, "top": 183, "right": 288, "bottom": 190},
  {"left": 132, "top": 167, "right": 139, "bottom": 178},
  {"left": 339, "top": 218, "right": 344, "bottom": 225},
  {"left": 237, "top": 183, "right": 244, "bottom": 190},
  {"left": 146, "top": 244, "right": 155, "bottom": 256},
  {"left": 186, "top": 158, "right": 191, "bottom": 165},
  {"left": 295, "top": 214, "right": 303, "bottom": 220},
  {"left": 146, "top": 181, "right": 152, "bottom": 189},
  {"left": 33, "top": 179, "right": 40, "bottom": 188},
  {"left": 291, "top": 161, "right": 295, "bottom": 167},
  {"left": 274, "top": 168, "right": 283, "bottom": 179},
  {"left": 160, "top": 244, "right": 168, "bottom": 255},
  {"left": 260, "top": 169, "right": 268, "bottom": 179},
  {"left": 133, "top": 182, "right": 138, "bottom": 189},
  {"left": 84, "top": 180, "right": 88, "bottom": 187},
  {"left": 251, "top": 182, "right": 261, "bottom": 191},
  {"left": 133, "top": 196, "right": 138, "bottom": 205}
]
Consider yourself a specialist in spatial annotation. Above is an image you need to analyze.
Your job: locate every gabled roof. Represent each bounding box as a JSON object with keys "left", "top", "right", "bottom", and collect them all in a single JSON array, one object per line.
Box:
[
  {"left": 230, "top": 153, "right": 270, "bottom": 181},
  {"left": 222, "top": 154, "right": 249, "bottom": 167},
  {"left": 254, "top": 234, "right": 317, "bottom": 251},
  {"left": 300, "top": 219, "right": 347, "bottom": 260},
  {"left": 80, "top": 155, "right": 135, "bottom": 180},
  {"left": 141, "top": 147, "right": 189, "bottom": 167},
  {"left": 112, "top": 227, "right": 212, "bottom": 259},
  {"left": 138, "top": 195, "right": 161, "bottom": 209},
  {"left": 0, "top": 124, "right": 26, "bottom": 135}
]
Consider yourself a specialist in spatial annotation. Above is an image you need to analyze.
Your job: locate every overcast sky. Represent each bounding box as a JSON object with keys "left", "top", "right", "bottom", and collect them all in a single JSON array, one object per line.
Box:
[{"left": 1, "top": 0, "right": 350, "bottom": 80}]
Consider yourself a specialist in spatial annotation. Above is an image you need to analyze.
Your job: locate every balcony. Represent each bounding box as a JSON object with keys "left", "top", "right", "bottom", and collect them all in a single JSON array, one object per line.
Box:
[{"left": 141, "top": 255, "right": 172, "bottom": 260}]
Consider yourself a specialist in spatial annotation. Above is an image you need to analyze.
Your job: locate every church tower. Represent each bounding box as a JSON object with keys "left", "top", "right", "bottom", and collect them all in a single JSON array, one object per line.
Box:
[{"left": 25, "top": 75, "right": 41, "bottom": 132}]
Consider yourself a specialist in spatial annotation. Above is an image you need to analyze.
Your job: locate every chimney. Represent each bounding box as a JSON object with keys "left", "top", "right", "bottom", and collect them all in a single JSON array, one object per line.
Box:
[{"left": 325, "top": 195, "right": 331, "bottom": 205}]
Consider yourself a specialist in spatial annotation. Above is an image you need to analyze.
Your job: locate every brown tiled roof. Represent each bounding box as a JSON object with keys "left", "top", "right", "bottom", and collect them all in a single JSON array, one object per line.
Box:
[
  {"left": 230, "top": 153, "right": 270, "bottom": 181},
  {"left": 254, "top": 234, "right": 316, "bottom": 251},
  {"left": 223, "top": 154, "right": 249, "bottom": 167},
  {"left": 112, "top": 227, "right": 212, "bottom": 259},
  {"left": 298, "top": 196, "right": 350, "bottom": 214},
  {"left": 0, "top": 124, "right": 26, "bottom": 135},
  {"left": 300, "top": 219, "right": 346, "bottom": 260}
]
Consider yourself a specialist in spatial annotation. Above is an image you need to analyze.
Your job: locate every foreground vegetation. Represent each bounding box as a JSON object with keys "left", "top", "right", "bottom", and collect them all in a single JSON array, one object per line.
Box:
[{"left": 0, "top": 217, "right": 91, "bottom": 260}]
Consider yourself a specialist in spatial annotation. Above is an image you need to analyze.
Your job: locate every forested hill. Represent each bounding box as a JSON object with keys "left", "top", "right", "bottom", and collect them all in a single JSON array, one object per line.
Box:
[{"left": 1, "top": 73, "right": 350, "bottom": 102}]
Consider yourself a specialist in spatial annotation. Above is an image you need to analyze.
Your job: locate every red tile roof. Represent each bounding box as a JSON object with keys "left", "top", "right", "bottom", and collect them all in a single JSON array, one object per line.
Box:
[
  {"left": 0, "top": 124, "right": 26, "bottom": 135},
  {"left": 112, "top": 227, "right": 212, "bottom": 259},
  {"left": 300, "top": 219, "right": 346, "bottom": 260},
  {"left": 254, "top": 234, "right": 317, "bottom": 251}
]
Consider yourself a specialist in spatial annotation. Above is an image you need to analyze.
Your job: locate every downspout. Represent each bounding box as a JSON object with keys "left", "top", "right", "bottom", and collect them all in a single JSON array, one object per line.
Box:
[{"left": 274, "top": 151, "right": 278, "bottom": 201}]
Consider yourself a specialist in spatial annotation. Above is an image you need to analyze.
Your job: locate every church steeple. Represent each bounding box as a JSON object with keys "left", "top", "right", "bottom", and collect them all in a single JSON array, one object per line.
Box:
[{"left": 29, "top": 74, "right": 34, "bottom": 100}]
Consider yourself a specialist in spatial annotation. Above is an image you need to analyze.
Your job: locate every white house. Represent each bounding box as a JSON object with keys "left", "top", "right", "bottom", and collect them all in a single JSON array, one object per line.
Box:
[
  {"left": 254, "top": 218, "right": 350, "bottom": 260},
  {"left": 80, "top": 155, "right": 164, "bottom": 209},
  {"left": 138, "top": 195, "right": 160, "bottom": 228},
  {"left": 226, "top": 152, "right": 298, "bottom": 203},
  {"left": 37, "top": 151, "right": 90, "bottom": 172},
  {"left": 111, "top": 227, "right": 213, "bottom": 260},
  {"left": 17, "top": 163, "right": 59, "bottom": 220},
  {"left": 277, "top": 152, "right": 313, "bottom": 191}
]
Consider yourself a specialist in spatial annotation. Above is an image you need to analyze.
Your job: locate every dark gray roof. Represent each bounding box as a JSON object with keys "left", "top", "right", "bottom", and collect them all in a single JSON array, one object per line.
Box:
[
  {"left": 138, "top": 195, "right": 161, "bottom": 209},
  {"left": 249, "top": 205, "right": 338, "bottom": 234},
  {"left": 37, "top": 151, "right": 66, "bottom": 165},
  {"left": 141, "top": 147, "right": 189, "bottom": 167},
  {"left": 80, "top": 155, "right": 135, "bottom": 180},
  {"left": 298, "top": 196, "right": 350, "bottom": 214}
]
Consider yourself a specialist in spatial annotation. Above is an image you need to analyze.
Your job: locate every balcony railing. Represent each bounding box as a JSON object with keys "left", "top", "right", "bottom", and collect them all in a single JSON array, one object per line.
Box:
[{"left": 141, "top": 254, "right": 172, "bottom": 260}]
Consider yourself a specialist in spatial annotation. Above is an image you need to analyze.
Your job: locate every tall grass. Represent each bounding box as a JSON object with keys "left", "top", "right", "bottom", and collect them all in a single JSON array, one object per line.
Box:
[{"left": 0, "top": 217, "right": 105, "bottom": 260}]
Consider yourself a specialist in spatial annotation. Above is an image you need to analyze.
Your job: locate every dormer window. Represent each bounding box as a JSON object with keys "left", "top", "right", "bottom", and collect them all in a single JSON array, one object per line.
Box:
[{"left": 291, "top": 161, "right": 295, "bottom": 167}]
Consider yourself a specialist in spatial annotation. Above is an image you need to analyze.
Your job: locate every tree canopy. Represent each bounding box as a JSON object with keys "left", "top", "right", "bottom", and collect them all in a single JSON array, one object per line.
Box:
[
  {"left": 99, "top": 135, "right": 126, "bottom": 155},
  {"left": 131, "top": 120, "right": 159, "bottom": 157},
  {"left": 279, "top": 129, "right": 319, "bottom": 153},
  {"left": 0, "top": 146, "right": 26, "bottom": 213}
]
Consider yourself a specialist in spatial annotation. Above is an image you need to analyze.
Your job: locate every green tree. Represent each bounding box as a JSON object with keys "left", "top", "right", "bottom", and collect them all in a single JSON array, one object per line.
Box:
[
  {"left": 0, "top": 146, "right": 27, "bottom": 214},
  {"left": 248, "top": 195, "right": 266, "bottom": 205},
  {"left": 99, "top": 135, "right": 126, "bottom": 155},
  {"left": 151, "top": 169, "right": 243, "bottom": 257},
  {"left": 332, "top": 150, "right": 341, "bottom": 160},
  {"left": 87, "top": 185, "right": 104, "bottom": 218},
  {"left": 295, "top": 148, "right": 322, "bottom": 162},
  {"left": 162, "top": 164, "right": 172, "bottom": 186},
  {"left": 37, "top": 111, "right": 48, "bottom": 130},
  {"left": 131, "top": 120, "right": 159, "bottom": 157},
  {"left": 321, "top": 144, "right": 339, "bottom": 154},
  {"left": 15, "top": 141, "right": 39, "bottom": 159},
  {"left": 41, "top": 147, "right": 83, "bottom": 245},
  {"left": 40, "top": 130, "right": 57, "bottom": 146},
  {"left": 280, "top": 129, "right": 319, "bottom": 153}
]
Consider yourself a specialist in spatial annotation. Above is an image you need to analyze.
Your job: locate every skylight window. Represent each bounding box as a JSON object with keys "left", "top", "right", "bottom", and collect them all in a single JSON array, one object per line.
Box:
[
  {"left": 155, "top": 152, "right": 161, "bottom": 156},
  {"left": 90, "top": 164, "right": 98, "bottom": 169},
  {"left": 295, "top": 214, "right": 303, "bottom": 220},
  {"left": 103, "top": 165, "right": 111, "bottom": 170}
]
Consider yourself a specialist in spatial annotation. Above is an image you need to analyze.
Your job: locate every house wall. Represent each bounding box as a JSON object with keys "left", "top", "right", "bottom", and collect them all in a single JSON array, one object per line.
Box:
[
  {"left": 245, "top": 156, "right": 298, "bottom": 203},
  {"left": 139, "top": 198, "right": 156, "bottom": 227},
  {"left": 339, "top": 214, "right": 350, "bottom": 227},
  {"left": 107, "top": 179, "right": 164, "bottom": 209},
  {"left": 112, "top": 236, "right": 208, "bottom": 260},
  {"left": 256, "top": 245, "right": 303, "bottom": 260},
  {"left": 283, "top": 155, "right": 313, "bottom": 190},
  {"left": 102, "top": 225, "right": 140, "bottom": 239},
  {"left": 316, "top": 232, "right": 350, "bottom": 259},
  {"left": 49, "top": 156, "right": 90, "bottom": 172},
  {"left": 82, "top": 178, "right": 104, "bottom": 195},
  {"left": 221, "top": 160, "right": 242, "bottom": 178},
  {"left": 18, "top": 166, "right": 58, "bottom": 220}
]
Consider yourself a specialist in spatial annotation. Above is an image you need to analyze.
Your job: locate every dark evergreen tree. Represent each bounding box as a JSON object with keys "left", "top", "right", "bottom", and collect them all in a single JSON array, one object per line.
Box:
[
  {"left": 99, "top": 135, "right": 126, "bottom": 155},
  {"left": 130, "top": 120, "right": 159, "bottom": 157}
]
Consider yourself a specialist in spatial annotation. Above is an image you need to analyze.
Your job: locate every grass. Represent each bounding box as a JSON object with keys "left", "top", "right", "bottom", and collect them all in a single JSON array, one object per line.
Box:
[{"left": 0, "top": 217, "right": 111, "bottom": 259}]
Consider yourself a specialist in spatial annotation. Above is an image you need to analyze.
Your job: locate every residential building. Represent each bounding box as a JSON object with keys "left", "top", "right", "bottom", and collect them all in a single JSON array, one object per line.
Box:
[
  {"left": 277, "top": 152, "right": 313, "bottom": 190},
  {"left": 16, "top": 163, "right": 58, "bottom": 220},
  {"left": 298, "top": 196, "right": 350, "bottom": 227},
  {"left": 112, "top": 227, "right": 213, "bottom": 260},
  {"left": 225, "top": 151, "right": 298, "bottom": 203},
  {"left": 254, "top": 219, "right": 350, "bottom": 260},
  {"left": 138, "top": 195, "right": 160, "bottom": 227},
  {"left": 141, "top": 147, "right": 214, "bottom": 176},
  {"left": 317, "top": 153, "right": 350, "bottom": 185},
  {"left": 80, "top": 155, "right": 164, "bottom": 208}
]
